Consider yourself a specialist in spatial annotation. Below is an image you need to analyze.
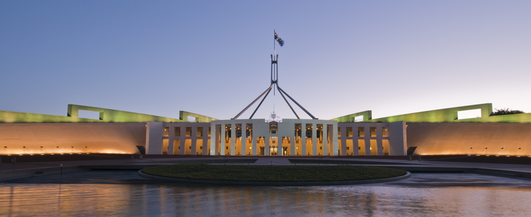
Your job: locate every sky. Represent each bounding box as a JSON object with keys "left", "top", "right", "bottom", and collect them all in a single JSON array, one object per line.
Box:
[{"left": 1, "top": 1, "right": 530, "bottom": 120}]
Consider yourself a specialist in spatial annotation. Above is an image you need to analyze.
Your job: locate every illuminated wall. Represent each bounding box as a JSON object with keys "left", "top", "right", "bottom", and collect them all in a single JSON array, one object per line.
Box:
[
  {"left": 333, "top": 103, "right": 531, "bottom": 123},
  {"left": 0, "top": 123, "right": 144, "bottom": 155},
  {"left": 408, "top": 122, "right": 531, "bottom": 156}
]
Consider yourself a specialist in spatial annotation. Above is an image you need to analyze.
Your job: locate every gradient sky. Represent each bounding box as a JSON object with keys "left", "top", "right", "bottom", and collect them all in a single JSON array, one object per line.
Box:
[{"left": 1, "top": 1, "right": 530, "bottom": 120}]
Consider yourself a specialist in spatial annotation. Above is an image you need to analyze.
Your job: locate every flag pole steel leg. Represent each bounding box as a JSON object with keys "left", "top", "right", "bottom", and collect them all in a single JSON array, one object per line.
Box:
[
  {"left": 234, "top": 85, "right": 273, "bottom": 119},
  {"left": 278, "top": 87, "right": 317, "bottom": 119},
  {"left": 277, "top": 85, "right": 300, "bottom": 119},
  {"left": 249, "top": 87, "right": 273, "bottom": 119}
]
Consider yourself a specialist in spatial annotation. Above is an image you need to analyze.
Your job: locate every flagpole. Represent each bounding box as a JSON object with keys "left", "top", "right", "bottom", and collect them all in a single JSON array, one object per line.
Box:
[{"left": 273, "top": 30, "right": 276, "bottom": 95}]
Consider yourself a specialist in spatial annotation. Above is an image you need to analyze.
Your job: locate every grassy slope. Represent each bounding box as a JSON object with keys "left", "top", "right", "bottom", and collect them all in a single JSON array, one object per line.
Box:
[{"left": 142, "top": 164, "right": 406, "bottom": 182}]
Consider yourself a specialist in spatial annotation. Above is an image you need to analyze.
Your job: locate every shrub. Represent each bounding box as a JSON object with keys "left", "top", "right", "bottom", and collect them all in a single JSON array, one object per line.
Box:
[{"left": 490, "top": 108, "right": 524, "bottom": 116}]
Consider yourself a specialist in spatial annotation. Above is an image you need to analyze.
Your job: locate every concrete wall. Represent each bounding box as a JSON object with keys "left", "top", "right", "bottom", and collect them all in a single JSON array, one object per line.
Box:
[
  {"left": 408, "top": 122, "right": 531, "bottom": 156},
  {"left": 0, "top": 123, "right": 144, "bottom": 155},
  {"left": 145, "top": 121, "right": 163, "bottom": 154}
]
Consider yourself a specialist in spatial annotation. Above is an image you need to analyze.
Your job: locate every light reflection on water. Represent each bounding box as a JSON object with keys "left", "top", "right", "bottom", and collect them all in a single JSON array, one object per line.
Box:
[{"left": 1, "top": 183, "right": 531, "bottom": 217}]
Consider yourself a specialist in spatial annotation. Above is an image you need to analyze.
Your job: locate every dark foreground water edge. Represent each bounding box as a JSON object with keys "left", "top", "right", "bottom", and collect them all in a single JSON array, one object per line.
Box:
[{"left": 2, "top": 173, "right": 531, "bottom": 216}]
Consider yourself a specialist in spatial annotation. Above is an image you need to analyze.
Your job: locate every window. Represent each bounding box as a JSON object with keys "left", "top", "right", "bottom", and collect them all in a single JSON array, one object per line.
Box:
[
  {"left": 236, "top": 124, "right": 242, "bottom": 138},
  {"left": 295, "top": 124, "right": 302, "bottom": 137},
  {"left": 358, "top": 127, "right": 365, "bottom": 137},
  {"left": 382, "top": 127, "right": 389, "bottom": 137},
  {"left": 162, "top": 139, "right": 169, "bottom": 155},
  {"left": 186, "top": 127, "right": 192, "bottom": 137},
  {"left": 163, "top": 127, "right": 169, "bottom": 136},
  {"left": 197, "top": 127, "right": 203, "bottom": 137},
  {"left": 370, "top": 127, "right": 377, "bottom": 137},
  {"left": 346, "top": 127, "right": 353, "bottom": 137},
  {"left": 269, "top": 123, "right": 278, "bottom": 134},
  {"left": 175, "top": 127, "right": 181, "bottom": 137},
  {"left": 306, "top": 124, "right": 312, "bottom": 137}
]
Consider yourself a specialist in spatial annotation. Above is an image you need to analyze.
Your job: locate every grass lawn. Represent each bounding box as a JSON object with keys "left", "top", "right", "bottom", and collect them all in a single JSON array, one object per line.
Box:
[{"left": 142, "top": 164, "right": 407, "bottom": 182}]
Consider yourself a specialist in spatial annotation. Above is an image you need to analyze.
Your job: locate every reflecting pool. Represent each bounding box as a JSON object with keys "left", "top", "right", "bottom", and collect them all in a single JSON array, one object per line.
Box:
[{"left": 1, "top": 173, "right": 531, "bottom": 216}]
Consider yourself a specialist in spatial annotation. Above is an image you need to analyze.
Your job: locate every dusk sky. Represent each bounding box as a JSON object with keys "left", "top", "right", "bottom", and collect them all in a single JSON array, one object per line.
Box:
[{"left": 1, "top": 1, "right": 530, "bottom": 120}]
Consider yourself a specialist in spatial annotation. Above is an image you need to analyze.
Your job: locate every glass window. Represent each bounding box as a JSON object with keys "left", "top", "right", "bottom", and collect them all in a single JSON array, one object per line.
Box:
[
  {"left": 186, "top": 127, "right": 192, "bottom": 137},
  {"left": 197, "top": 127, "right": 203, "bottom": 137},
  {"left": 370, "top": 127, "right": 377, "bottom": 137},
  {"left": 358, "top": 127, "right": 365, "bottom": 137},
  {"left": 269, "top": 123, "right": 278, "bottom": 134},
  {"left": 382, "top": 127, "right": 389, "bottom": 137}
]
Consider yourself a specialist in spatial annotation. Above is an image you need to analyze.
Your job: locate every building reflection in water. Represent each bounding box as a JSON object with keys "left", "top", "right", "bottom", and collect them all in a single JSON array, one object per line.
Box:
[{"left": 1, "top": 183, "right": 531, "bottom": 216}]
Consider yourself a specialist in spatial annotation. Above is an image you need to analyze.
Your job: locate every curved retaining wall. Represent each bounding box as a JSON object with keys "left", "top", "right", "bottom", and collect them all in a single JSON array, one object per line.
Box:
[{"left": 138, "top": 170, "right": 411, "bottom": 186}]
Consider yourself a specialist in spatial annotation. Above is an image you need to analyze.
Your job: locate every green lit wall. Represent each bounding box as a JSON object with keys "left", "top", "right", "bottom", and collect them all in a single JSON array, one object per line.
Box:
[
  {"left": 332, "top": 110, "right": 372, "bottom": 123},
  {"left": 179, "top": 111, "right": 218, "bottom": 123},
  {"left": 333, "top": 103, "right": 531, "bottom": 123},
  {"left": 1, "top": 104, "right": 216, "bottom": 123}
]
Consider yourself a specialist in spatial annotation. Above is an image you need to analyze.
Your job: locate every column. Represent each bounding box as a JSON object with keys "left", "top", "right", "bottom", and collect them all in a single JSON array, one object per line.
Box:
[
  {"left": 291, "top": 136, "right": 295, "bottom": 156},
  {"left": 180, "top": 126, "right": 185, "bottom": 155},
  {"left": 312, "top": 123, "right": 317, "bottom": 156},
  {"left": 241, "top": 125, "right": 247, "bottom": 156},
  {"left": 323, "top": 124, "right": 328, "bottom": 156},
  {"left": 203, "top": 126, "right": 209, "bottom": 155},
  {"left": 364, "top": 126, "right": 371, "bottom": 156},
  {"left": 231, "top": 123, "right": 236, "bottom": 156},
  {"left": 328, "top": 125, "right": 333, "bottom": 156},
  {"left": 332, "top": 123, "right": 338, "bottom": 156},
  {"left": 279, "top": 137, "right": 283, "bottom": 156},
  {"left": 212, "top": 125, "right": 219, "bottom": 155},
  {"left": 168, "top": 125, "right": 174, "bottom": 155},
  {"left": 220, "top": 125, "right": 225, "bottom": 155},
  {"left": 252, "top": 136, "right": 257, "bottom": 156},
  {"left": 340, "top": 126, "right": 346, "bottom": 156},
  {"left": 377, "top": 126, "right": 383, "bottom": 156},
  {"left": 191, "top": 127, "right": 197, "bottom": 155},
  {"left": 301, "top": 123, "right": 307, "bottom": 156},
  {"left": 353, "top": 136, "right": 359, "bottom": 156},
  {"left": 265, "top": 136, "right": 270, "bottom": 156}
]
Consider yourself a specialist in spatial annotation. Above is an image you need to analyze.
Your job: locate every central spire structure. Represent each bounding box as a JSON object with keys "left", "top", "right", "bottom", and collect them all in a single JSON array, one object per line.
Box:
[{"left": 233, "top": 32, "right": 317, "bottom": 120}]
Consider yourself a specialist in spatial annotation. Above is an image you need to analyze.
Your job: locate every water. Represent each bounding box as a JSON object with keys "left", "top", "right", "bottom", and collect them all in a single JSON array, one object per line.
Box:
[{"left": 2, "top": 173, "right": 531, "bottom": 216}]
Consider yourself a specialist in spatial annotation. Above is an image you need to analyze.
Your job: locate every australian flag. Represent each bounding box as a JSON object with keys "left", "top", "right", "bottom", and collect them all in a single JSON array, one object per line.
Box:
[{"left": 274, "top": 31, "right": 284, "bottom": 47}]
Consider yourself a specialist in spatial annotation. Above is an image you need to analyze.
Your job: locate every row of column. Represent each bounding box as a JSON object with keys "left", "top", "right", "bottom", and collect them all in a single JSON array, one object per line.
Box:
[
  {"left": 166, "top": 126, "right": 210, "bottom": 155},
  {"left": 210, "top": 123, "right": 336, "bottom": 156},
  {"left": 338, "top": 126, "right": 387, "bottom": 156}
]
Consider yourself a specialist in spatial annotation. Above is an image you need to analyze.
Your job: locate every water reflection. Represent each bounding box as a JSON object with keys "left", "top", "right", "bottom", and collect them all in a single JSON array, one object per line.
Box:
[{"left": 1, "top": 181, "right": 531, "bottom": 216}]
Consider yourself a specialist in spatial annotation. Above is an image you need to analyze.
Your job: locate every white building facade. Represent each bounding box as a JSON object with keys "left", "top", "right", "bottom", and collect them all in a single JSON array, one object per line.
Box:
[{"left": 145, "top": 119, "right": 407, "bottom": 156}]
